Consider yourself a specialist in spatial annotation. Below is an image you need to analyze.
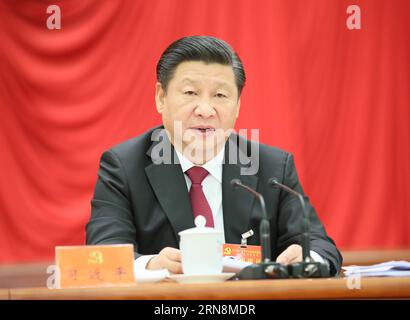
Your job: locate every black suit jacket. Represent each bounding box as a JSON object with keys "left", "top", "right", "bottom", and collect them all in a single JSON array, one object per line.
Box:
[{"left": 86, "top": 126, "right": 342, "bottom": 275}]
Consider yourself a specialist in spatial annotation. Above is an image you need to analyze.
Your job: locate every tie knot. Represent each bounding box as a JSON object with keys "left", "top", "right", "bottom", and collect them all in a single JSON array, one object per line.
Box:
[{"left": 186, "top": 166, "right": 209, "bottom": 184}]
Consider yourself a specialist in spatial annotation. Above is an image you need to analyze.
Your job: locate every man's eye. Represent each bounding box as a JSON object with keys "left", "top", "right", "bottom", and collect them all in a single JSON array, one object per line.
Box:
[
  {"left": 184, "top": 91, "right": 196, "bottom": 95},
  {"left": 215, "top": 93, "right": 227, "bottom": 98}
]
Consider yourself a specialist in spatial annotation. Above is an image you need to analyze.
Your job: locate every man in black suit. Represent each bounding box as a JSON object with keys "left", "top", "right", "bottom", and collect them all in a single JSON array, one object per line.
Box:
[{"left": 86, "top": 36, "right": 342, "bottom": 275}]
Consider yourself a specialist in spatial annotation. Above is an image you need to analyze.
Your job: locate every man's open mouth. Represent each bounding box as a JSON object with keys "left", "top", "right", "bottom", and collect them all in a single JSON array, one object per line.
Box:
[
  {"left": 195, "top": 128, "right": 214, "bottom": 133},
  {"left": 190, "top": 126, "right": 216, "bottom": 134}
]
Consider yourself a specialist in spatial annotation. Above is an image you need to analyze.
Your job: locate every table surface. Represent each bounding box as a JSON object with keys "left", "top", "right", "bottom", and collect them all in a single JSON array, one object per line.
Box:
[
  {"left": 1, "top": 249, "right": 410, "bottom": 299},
  {"left": 0, "top": 289, "right": 9, "bottom": 300},
  {"left": 1, "top": 249, "right": 409, "bottom": 289},
  {"left": 4, "top": 277, "right": 410, "bottom": 300}
]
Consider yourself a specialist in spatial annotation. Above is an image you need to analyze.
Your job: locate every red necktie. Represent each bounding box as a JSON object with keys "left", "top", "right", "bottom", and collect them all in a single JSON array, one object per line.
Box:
[{"left": 186, "top": 166, "right": 214, "bottom": 228}]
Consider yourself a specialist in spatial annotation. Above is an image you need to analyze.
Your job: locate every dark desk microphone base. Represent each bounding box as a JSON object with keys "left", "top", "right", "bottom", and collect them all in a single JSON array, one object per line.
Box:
[
  {"left": 289, "top": 261, "right": 330, "bottom": 278},
  {"left": 238, "top": 261, "right": 330, "bottom": 280},
  {"left": 238, "top": 262, "right": 290, "bottom": 280}
]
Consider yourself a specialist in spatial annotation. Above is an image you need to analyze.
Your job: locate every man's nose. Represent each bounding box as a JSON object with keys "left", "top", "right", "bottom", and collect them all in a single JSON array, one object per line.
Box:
[{"left": 194, "top": 99, "right": 216, "bottom": 118}]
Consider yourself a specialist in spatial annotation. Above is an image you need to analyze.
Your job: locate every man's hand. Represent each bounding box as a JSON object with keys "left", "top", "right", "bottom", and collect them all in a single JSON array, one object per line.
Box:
[
  {"left": 276, "top": 244, "right": 303, "bottom": 265},
  {"left": 146, "top": 247, "right": 182, "bottom": 274}
]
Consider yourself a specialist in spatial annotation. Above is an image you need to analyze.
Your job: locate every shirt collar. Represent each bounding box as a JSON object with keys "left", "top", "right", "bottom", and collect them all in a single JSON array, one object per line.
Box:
[{"left": 175, "top": 147, "right": 225, "bottom": 184}]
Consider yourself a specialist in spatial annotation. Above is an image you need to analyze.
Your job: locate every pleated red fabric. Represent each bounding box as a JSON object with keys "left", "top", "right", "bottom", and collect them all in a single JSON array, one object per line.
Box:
[{"left": 0, "top": 0, "right": 409, "bottom": 262}]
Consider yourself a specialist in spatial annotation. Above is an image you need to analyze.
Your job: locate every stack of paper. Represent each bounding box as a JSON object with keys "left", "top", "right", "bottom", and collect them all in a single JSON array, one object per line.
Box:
[{"left": 342, "top": 260, "right": 410, "bottom": 277}]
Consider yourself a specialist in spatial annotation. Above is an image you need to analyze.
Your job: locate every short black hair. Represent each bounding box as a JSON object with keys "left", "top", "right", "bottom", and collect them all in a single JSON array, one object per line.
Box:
[{"left": 156, "top": 35, "right": 246, "bottom": 96}]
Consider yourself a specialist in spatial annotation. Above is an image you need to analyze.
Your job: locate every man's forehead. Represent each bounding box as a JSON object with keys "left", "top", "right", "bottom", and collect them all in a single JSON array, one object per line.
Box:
[
  {"left": 173, "top": 63, "right": 235, "bottom": 86},
  {"left": 179, "top": 76, "right": 233, "bottom": 87},
  {"left": 176, "top": 60, "right": 233, "bottom": 74}
]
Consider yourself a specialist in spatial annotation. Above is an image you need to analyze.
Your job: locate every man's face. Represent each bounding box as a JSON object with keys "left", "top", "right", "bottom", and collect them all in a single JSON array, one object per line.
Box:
[{"left": 155, "top": 61, "right": 241, "bottom": 164}]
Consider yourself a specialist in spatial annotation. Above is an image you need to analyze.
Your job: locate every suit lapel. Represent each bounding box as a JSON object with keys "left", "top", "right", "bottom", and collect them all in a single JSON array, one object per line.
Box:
[
  {"left": 222, "top": 135, "right": 258, "bottom": 244},
  {"left": 145, "top": 130, "right": 194, "bottom": 241}
]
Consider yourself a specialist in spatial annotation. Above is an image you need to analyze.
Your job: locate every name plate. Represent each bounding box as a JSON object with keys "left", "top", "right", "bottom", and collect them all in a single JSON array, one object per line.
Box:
[
  {"left": 223, "top": 243, "right": 262, "bottom": 264},
  {"left": 55, "top": 244, "right": 136, "bottom": 289}
]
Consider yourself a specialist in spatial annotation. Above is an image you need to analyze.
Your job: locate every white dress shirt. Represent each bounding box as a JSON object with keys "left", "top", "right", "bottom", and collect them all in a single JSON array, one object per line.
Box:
[
  {"left": 135, "top": 147, "right": 324, "bottom": 271},
  {"left": 176, "top": 147, "right": 226, "bottom": 242}
]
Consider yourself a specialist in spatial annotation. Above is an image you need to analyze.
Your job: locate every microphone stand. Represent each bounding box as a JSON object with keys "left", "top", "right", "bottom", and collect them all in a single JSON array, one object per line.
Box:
[
  {"left": 269, "top": 178, "right": 330, "bottom": 278},
  {"left": 230, "top": 179, "right": 290, "bottom": 279}
]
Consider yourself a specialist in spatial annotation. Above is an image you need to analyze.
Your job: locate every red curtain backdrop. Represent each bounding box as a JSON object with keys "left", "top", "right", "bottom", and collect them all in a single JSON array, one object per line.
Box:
[{"left": 0, "top": 0, "right": 409, "bottom": 263}]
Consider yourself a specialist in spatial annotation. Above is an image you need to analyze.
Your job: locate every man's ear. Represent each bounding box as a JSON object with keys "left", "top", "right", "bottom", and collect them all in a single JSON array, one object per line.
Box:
[{"left": 155, "top": 82, "right": 166, "bottom": 114}]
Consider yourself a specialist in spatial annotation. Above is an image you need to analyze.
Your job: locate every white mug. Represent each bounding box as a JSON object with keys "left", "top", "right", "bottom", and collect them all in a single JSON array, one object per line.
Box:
[{"left": 179, "top": 216, "right": 223, "bottom": 275}]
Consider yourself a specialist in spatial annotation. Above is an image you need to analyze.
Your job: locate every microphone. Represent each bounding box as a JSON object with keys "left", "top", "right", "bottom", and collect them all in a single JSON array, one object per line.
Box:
[
  {"left": 268, "top": 178, "right": 330, "bottom": 278},
  {"left": 230, "top": 179, "right": 271, "bottom": 262},
  {"left": 230, "top": 179, "right": 290, "bottom": 279},
  {"left": 268, "top": 178, "right": 311, "bottom": 262}
]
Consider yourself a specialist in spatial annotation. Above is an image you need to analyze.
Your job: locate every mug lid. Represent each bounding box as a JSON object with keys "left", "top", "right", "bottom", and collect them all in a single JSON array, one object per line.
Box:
[{"left": 178, "top": 215, "right": 221, "bottom": 236}]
